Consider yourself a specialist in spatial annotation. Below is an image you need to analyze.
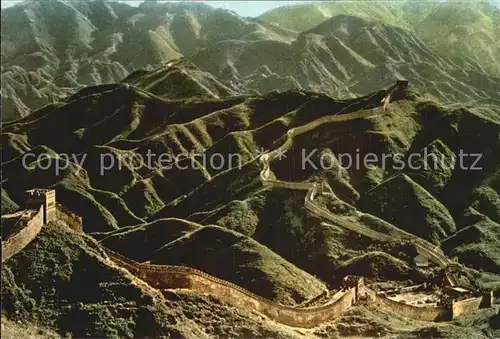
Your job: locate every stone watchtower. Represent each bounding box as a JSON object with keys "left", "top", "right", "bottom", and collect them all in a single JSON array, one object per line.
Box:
[{"left": 25, "top": 189, "right": 56, "bottom": 224}]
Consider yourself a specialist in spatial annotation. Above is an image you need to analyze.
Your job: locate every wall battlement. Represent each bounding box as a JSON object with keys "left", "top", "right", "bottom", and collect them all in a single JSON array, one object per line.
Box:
[
  {"left": 363, "top": 286, "right": 452, "bottom": 321},
  {"left": 1, "top": 206, "right": 44, "bottom": 262},
  {"left": 452, "top": 296, "right": 484, "bottom": 318},
  {"left": 26, "top": 188, "right": 54, "bottom": 197},
  {"left": 105, "top": 248, "right": 492, "bottom": 326},
  {"left": 104, "top": 248, "right": 361, "bottom": 328}
]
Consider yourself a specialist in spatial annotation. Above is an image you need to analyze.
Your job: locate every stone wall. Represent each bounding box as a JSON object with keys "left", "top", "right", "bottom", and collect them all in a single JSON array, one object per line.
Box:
[
  {"left": 1, "top": 202, "right": 492, "bottom": 327},
  {"left": 452, "top": 296, "right": 484, "bottom": 318},
  {"left": 3, "top": 107, "right": 493, "bottom": 329},
  {"left": 259, "top": 99, "right": 462, "bottom": 285},
  {"left": 105, "top": 249, "right": 359, "bottom": 328},
  {"left": 364, "top": 286, "right": 490, "bottom": 322},
  {"left": 1, "top": 206, "right": 44, "bottom": 262},
  {"left": 363, "top": 287, "right": 452, "bottom": 321},
  {"left": 188, "top": 273, "right": 358, "bottom": 327},
  {"left": 298, "top": 289, "right": 329, "bottom": 308}
]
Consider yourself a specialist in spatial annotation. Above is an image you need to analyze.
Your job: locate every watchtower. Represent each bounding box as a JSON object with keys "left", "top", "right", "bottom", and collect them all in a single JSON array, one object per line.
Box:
[{"left": 25, "top": 189, "right": 56, "bottom": 224}]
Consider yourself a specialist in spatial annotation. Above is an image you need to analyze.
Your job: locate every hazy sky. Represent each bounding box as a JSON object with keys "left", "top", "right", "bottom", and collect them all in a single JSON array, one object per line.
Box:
[
  {"left": 0, "top": 0, "right": 312, "bottom": 16},
  {"left": 2, "top": 0, "right": 499, "bottom": 15}
]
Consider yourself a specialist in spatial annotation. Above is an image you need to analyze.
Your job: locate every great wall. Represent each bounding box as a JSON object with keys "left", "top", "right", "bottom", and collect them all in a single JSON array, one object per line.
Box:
[{"left": 1, "top": 82, "right": 494, "bottom": 328}]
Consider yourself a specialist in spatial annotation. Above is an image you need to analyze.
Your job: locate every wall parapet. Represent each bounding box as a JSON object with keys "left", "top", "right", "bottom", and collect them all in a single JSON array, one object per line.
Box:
[
  {"left": 1, "top": 206, "right": 44, "bottom": 262},
  {"left": 2, "top": 83, "right": 492, "bottom": 328},
  {"left": 104, "top": 248, "right": 359, "bottom": 328},
  {"left": 452, "top": 296, "right": 484, "bottom": 318},
  {"left": 363, "top": 286, "right": 452, "bottom": 322},
  {"left": 258, "top": 90, "right": 463, "bottom": 286},
  {"left": 5, "top": 200, "right": 488, "bottom": 327}
]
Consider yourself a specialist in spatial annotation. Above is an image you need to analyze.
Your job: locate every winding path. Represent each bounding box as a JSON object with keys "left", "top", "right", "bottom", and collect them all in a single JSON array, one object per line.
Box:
[
  {"left": 258, "top": 83, "right": 461, "bottom": 287},
  {"left": 2, "top": 82, "right": 466, "bottom": 328}
]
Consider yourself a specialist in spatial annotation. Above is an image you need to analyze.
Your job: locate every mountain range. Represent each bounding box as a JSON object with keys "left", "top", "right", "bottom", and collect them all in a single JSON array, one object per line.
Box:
[
  {"left": 2, "top": 0, "right": 499, "bottom": 121},
  {"left": 2, "top": 58, "right": 500, "bottom": 337}
]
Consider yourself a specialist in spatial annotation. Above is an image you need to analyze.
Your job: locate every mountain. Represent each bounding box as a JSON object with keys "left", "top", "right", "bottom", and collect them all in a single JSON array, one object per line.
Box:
[
  {"left": 192, "top": 14, "right": 500, "bottom": 109},
  {"left": 2, "top": 0, "right": 499, "bottom": 122},
  {"left": 1, "top": 1, "right": 500, "bottom": 337},
  {"left": 258, "top": 0, "right": 500, "bottom": 76},
  {"left": 259, "top": 1, "right": 406, "bottom": 33},
  {"left": 2, "top": 62, "right": 500, "bottom": 337},
  {"left": 1, "top": 0, "right": 293, "bottom": 121},
  {"left": 121, "top": 58, "right": 239, "bottom": 100}
]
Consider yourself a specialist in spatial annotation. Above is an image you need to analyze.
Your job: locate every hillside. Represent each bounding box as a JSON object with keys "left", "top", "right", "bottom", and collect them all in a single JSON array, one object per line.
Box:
[{"left": 1, "top": 62, "right": 500, "bottom": 336}]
